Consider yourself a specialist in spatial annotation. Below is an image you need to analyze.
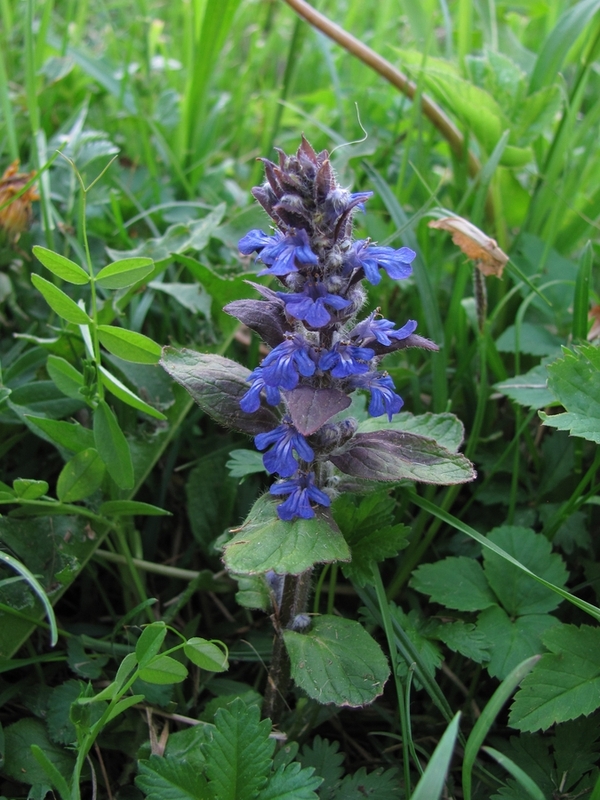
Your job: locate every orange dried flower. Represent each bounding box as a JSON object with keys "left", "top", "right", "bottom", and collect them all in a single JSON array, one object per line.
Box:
[
  {"left": 428, "top": 215, "right": 508, "bottom": 278},
  {"left": 0, "top": 160, "right": 39, "bottom": 244}
]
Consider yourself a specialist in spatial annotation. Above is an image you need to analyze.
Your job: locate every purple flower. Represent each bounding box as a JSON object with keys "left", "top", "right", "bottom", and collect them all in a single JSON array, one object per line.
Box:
[
  {"left": 323, "top": 189, "right": 373, "bottom": 226},
  {"left": 350, "top": 240, "right": 416, "bottom": 285},
  {"left": 255, "top": 421, "right": 314, "bottom": 477},
  {"left": 350, "top": 313, "right": 418, "bottom": 346},
  {"left": 278, "top": 281, "right": 351, "bottom": 328},
  {"left": 319, "top": 343, "right": 375, "bottom": 378},
  {"left": 240, "top": 367, "right": 282, "bottom": 413},
  {"left": 261, "top": 335, "right": 317, "bottom": 391},
  {"left": 355, "top": 372, "right": 404, "bottom": 421},
  {"left": 270, "top": 472, "right": 331, "bottom": 521},
  {"left": 239, "top": 228, "right": 318, "bottom": 276}
]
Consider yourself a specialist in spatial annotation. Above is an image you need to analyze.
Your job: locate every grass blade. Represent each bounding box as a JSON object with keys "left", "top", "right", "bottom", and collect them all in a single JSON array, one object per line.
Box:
[
  {"left": 411, "top": 712, "right": 461, "bottom": 800},
  {"left": 0, "top": 552, "right": 58, "bottom": 647}
]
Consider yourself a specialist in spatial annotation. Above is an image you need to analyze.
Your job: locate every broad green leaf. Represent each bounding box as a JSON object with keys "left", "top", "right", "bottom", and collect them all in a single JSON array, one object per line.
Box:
[
  {"left": 184, "top": 638, "right": 228, "bottom": 672},
  {"left": 223, "top": 494, "right": 350, "bottom": 575},
  {"left": 136, "top": 755, "right": 209, "bottom": 800},
  {"left": 186, "top": 449, "right": 238, "bottom": 552},
  {"left": 25, "top": 416, "right": 95, "bottom": 453},
  {"left": 495, "top": 323, "right": 562, "bottom": 357},
  {"left": 99, "top": 366, "right": 167, "bottom": 420},
  {"left": 32, "top": 246, "right": 90, "bottom": 285},
  {"left": 138, "top": 655, "right": 188, "bottom": 684},
  {"left": 483, "top": 526, "right": 568, "bottom": 616},
  {"left": 99, "top": 500, "right": 170, "bottom": 516},
  {"left": 476, "top": 606, "right": 559, "bottom": 680},
  {"left": 283, "top": 615, "right": 390, "bottom": 706},
  {"left": 12, "top": 479, "right": 49, "bottom": 500},
  {"left": 411, "top": 713, "right": 461, "bottom": 800},
  {"left": 29, "top": 743, "right": 72, "bottom": 800},
  {"left": 148, "top": 281, "right": 212, "bottom": 316},
  {"left": 97, "top": 325, "right": 161, "bottom": 363},
  {"left": 260, "top": 762, "right": 322, "bottom": 800},
  {"left": 203, "top": 697, "right": 274, "bottom": 800},
  {"left": 540, "top": 345, "right": 600, "bottom": 442},
  {"left": 93, "top": 400, "right": 134, "bottom": 489},
  {"left": 95, "top": 257, "right": 154, "bottom": 289},
  {"left": 357, "top": 412, "right": 465, "bottom": 453},
  {"left": 56, "top": 448, "right": 105, "bottom": 502},
  {"left": 411, "top": 557, "right": 498, "bottom": 611},
  {"left": 2, "top": 718, "right": 75, "bottom": 786},
  {"left": 136, "top": 622, "right": 167, "bottom": 667},
  {"left": 494, "top": 364, "right": 555, "bottom": 410},
  {"left": 509, "top": 624, "right": 600, "bottom": 732},
  {"left": 46, "top": 356, "right": 84, "bottom": 401},
  {"left": 432, "top": 620, "right": 490, "bottom": 663},
  {"left": 31, "top": 274, "right": 91, "bottom": 324}
]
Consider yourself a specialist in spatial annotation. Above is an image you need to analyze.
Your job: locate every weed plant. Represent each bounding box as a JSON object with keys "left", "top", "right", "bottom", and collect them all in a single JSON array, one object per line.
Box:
[{"left": 1, "top": 0, "right": 600, "bottom": 798}]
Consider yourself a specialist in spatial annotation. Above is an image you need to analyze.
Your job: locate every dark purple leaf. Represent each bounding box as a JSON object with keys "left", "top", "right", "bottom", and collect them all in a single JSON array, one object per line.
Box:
[
  {"left": 223, "top": 299, "right": 288, "bottom": 348},
  {"left": 160, "top": 348, "right": 279, "bottom": 435},
  {"left": 330, "top": 430, "right": 475, "bottom": 484},
  {"left": 284, "top": 386, "right": 351, "bottom": 436}
]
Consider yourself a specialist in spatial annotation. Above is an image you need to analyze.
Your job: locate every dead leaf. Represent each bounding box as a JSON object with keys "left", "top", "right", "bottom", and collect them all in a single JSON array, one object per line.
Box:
[{"left": 429, "top": 216, "right": 508, "bottom": 278}]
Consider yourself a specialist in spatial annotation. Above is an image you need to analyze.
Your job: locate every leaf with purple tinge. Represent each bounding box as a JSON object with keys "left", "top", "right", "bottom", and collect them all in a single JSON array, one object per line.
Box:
[
  {"left": 284, "top": 386, "right": 351, "bottom": 436},
  {"left": 330, "top": 431, "right": 476, "bottom": 484},
  {"left": 223, "top": 298, "right": 288, "bottom": 349},
  {"left": 160, "top": 348, "right": 279, "bottom": 436}
]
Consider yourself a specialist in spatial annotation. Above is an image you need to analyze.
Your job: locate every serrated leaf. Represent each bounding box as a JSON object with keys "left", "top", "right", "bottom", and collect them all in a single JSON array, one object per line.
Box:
[
  {"left": 160, "top": 347, "right": 278, "bottom": 435},
  {"left": 330, "top": 430, "right": 476, "bottom": 484},
  {"left": 56, "top": 448, "right": 105, "bottom": 502},
  {"left": 25, "top": 416, "right": 95, "bottom": 453},
  {"left": 226, "top": 449, "right": 266, "bottom": 478},
  {"left": 390, "top": 606, "right": 443, "bottom": 687},
  {"left": 97, "top": 325, "right": 161, "bottom": 364},
  {"left": 46, "top": 356, "right": 84, "bottom": 401},
  {"left": 410, "top": 556, "right": 498, "bottom": 611},
  {"left": 203, "top": 697, "right": 274, "bottom": 800},
  {"left": 494, "top": 364, "right": 555, "bottom": 410},
  {"left": 283, "top": 615, "right": 390, "bottom": 707},
  {"left": 432, "top": 620, "right": 490, "bottom": 663},
  {"left": 186, "top": 450, "right": 238, "bottom": 552},
  {"left": 260, "top": 762, "right": 322, "bottom": 800},
  {"left": 136, "top": 622, "right": 167, "bottom": 668},
  {"left": 223, "top": 494, "right": 350, "bottom": 575},
  {"left": 335, "top": 767, "right": 401, "bottom": 799},
  {"left": 284, "top": 386, "right": 350, "bottom": 436},
  {"left": 138, "top": 655, "right": 188, "bottom": 684},
  {"left": 99, "top": 365, "right": 167, "bottom": 420},
  {"left": 483, "top": 526, "right": 568, "bottom": 615},
  {"left": 540, "top": 345, "right": 600, "bottom": 442},
  {"left": 358, "top": 412, "right": 465, "bottom": 452},
  {"left": 31, "top": 274, "right": 91, "bottom": 324},
  {"left": 509, "top": 624, "right": 600, "bottom": 732},
  {"left": 496, "top": 323, "right": 562, "bottom": 356},
  {"left": 32, "top": 246, "right": 90, "bottom": 285},
  {"left": 298, "top": 736, "right": 344, "bottom": 797},
  {"left": 93, "top": 400, "right": 134, "bottom": 489},
  {"left": 184, "top": 638, "right": 228, "bottom": 672},
  {"left": 99, "top": 500, "right": 170, "bottom": 516},
  {"left": 136, "top": 755, "right": 209, "bottom": 800},
  {"left": 477, "top": 606, "right": 560, "bottom": 680},
  {"left": 95, "top": 257, "right": 154, "bottom": 289},
  {"left": 12, "top": 479, "right": 49, "bottom": 500}
]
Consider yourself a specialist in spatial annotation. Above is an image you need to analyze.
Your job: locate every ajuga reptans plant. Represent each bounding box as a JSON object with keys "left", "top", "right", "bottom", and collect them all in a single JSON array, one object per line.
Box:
[{"left": 161, "top": 138, "right": 475, "bottom": 718}]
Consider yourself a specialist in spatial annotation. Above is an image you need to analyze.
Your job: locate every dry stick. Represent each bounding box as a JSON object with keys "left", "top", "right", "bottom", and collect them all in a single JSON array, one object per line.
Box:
[{"left": 281, "top": 0, "right": 481, "bottom": 179}]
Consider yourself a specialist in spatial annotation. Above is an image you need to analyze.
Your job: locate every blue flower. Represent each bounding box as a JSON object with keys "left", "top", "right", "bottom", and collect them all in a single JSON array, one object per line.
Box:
[
  {"left": 239, "top": 367, "right": 282, "bottom": 413},
  {"left": 270, "top": 472, "right": 331, "bottom": 521},
  {"left": 350, "top": 312, "right": 418, "bottom": 346},
  {"left": 255, "top": 421, "right": 314, "bottom": 477},
  {"left": 239, "top": 229, "right": 318, "bottom": 276},
  {"left": 354, "top": 372, "right": 404, "bottom": 421},
  {"left": 278, "top": 281, "right": 351, "bottom": 328},
  {"left": 261, "top": 335, "right": 317, "bottom": 391},
  {"left": 319, "top": 343, "right": 375, "bottom": 378},
  {"left": 349, "top": 240, "right": 416, "bottom": 285}
]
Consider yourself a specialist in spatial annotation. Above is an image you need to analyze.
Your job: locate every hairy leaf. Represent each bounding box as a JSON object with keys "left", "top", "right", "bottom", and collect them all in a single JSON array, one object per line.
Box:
[
  {"left": 224, "top": 298, "right": 288, "bottom": 348},
  {"left": 358, "top": 412, "right": 465, "bottom": 452},
  {"left": 540, "top": 345, "right": 600, "bottom": 442},
  {"left": 285, "top": 386, "right": 351, "bottom": 436}
]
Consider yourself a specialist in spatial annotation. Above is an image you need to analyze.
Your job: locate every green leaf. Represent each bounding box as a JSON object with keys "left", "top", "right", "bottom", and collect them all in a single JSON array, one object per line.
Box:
[
  {"left": 409, "top": 713, "right": 462, "bottom": 800},
  {"left": 32, "top": 246, "right": 90, "bottom": 285},
  {"left": 223, "top": 495, "right": 350, "bottom": 575},
  {"left": 138, "top": 655, "right": 188, "bottom": 684},
  {"left": 186, "top": 450, "right": 239, "bottom": 552},
  {"left": 99, "top": 365, "right": 167, "bottom": 420},
  {"left": 136, "top": 755, "right": 209, "bottom": 800},
  {"left": 99, "top": 500, "right": 170, "bottom": 516},
  {"left": 540, "top": 345, "right": 600, "bottom": 442},
  {"left": 357, "top": 412, "right": 465, "bottom": 452},
  {"left": 334, "top": 767, "right": 401, "bottom": 799},
  {"left": 483, "top": 526, "right": 568, "bottom": 616},
  {"left": 0, "top": 551, "right": 58, "bottom": 647},
  {"left": 56, "top": 448, "right": 105, "bottom": 502},
  {"left": 495, "top": 323, "right": 562, "bottom": 357},
  {"left": 30, "top": 274, "right": 91, "bottom": 324},
  {"left": 410, "top": 557, "right": 498, "bottom": 611},
  {"left": 184, "top": 638, "right": 228, "bottom": 672},
  {"left": 283, "top": 615, "right": 390, "bottom": 706},
  {"left": 493, "top": 364, "right": 555, "bottom": 410},
  {"left": 483, "top": 747, "right": 546, "bottom": 800},
  {"left": 12, "top": 479, "right": 49, "bottom": 500},
  {"left": 104, "top": 694, "right": 146, "bottom": 723},
  {"left": 509, "top": 624, "right": 600, "bottom": 732},
  {"left": 476, "top": 607, "right": 559, "bottom": 680},
  {"left": 97, "top": 325, "right": 162, "bottom": 364},
  {"left": 25, "top": 416, "right": 95, "bottom": 453},
  {"left": 136, "top": 622, "right": 167, "bottom": 668},
  {"left": 225, "top": 449, "right": 267, "bottom": 478},
  {"left": 390, "top": 606, "right": 443, "bottom": 687},
  {"left": 2, "top": 719, "right": 75, "bottom": 787},
  {"left": 432, "top": 620, "right": 491, "bottom": 663},
  {"left": 203, "top": 697, "right": 274, "bottom": 800},
  {"left": 95, "top": 257, "right": 154, "bottom": 289},
  {"left": 298, "top": 736, "right": 344, "bottom": 797},
  {"left": 93, "top": 400, "right": 134, "bottom": 489},
  {"left": 46, "top": 355, "right": 85, "bottom": 400},
  {"left": 260, "top": 762, "right": 322, "bottom": 800},
  {"left": 29, "top": 745, "right": 71, "bottom": 800},
  {"left": 148, "top": 281, "right": 212, "bottom": 317},
  {"left": 573, "top": 242, "right": 593, "bottom": 341}
]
